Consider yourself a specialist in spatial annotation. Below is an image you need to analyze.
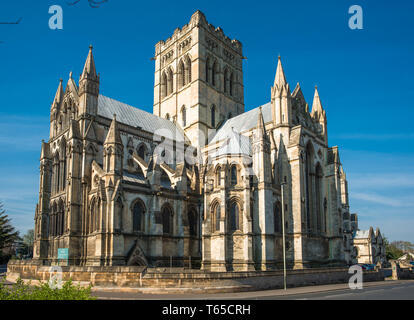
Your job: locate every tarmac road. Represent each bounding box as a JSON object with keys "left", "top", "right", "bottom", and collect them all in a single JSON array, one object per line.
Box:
[{"left": 92, "top": 280, "right": 414, "bottom": 300}]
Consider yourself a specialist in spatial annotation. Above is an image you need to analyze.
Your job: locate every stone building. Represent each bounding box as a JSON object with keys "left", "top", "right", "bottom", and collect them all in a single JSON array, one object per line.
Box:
[
  {"left": 353, "top": 227, "right": 386, "bottom": 265},
  {"left": 33, "top": 11, "right": 357, "bottom": 270}
]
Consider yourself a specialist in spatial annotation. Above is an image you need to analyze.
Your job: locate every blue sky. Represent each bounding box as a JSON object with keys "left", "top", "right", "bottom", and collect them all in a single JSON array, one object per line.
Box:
[{"left": 0, "top": 0, "right": 413, "bottom": 241}]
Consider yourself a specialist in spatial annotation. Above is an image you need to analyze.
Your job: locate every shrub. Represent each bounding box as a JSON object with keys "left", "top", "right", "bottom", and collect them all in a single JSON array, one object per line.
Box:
[{"left": 0, "top": 277, "right": 96, "bottom": 300}]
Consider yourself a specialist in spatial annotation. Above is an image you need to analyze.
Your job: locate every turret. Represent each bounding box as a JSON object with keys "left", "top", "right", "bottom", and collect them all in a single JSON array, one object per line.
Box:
[
  {"left": 104, "top": 115, "right": 123, "bottom": 176},
  {"left": 50, "top": 79, "right": 64, "bottom": 138},
  {"left": 78, "top": 45, "right": 99, "bottom": 117},
  {"left": 311, "top": 86, "right": 327, "bottom": 143},
  {"left": 271, "top": 56, "right": 292, "bottom": 127},
  {"left": 252, "top": 107, "right": 272, "bottom": 184}
]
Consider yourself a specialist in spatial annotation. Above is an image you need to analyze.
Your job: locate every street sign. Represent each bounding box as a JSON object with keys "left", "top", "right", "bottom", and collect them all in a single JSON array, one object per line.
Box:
[{"left": 57, "top": 248, "right": 69, "bottom": 260}]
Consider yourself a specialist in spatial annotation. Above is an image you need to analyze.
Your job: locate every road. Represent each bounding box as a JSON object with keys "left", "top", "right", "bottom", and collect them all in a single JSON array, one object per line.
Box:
[{"left": 93, "top": 280, "right": 414, "bottom": 300}]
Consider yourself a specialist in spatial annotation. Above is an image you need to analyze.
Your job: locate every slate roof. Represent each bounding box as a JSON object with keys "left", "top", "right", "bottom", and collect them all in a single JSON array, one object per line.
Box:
[
  {"left": 98, "top": 95, "right": 186, "bottom": 141},
  {"left": 209, "top": 129, "right": 252, "bottom": 157},
  {"left": 354, "top": 230, "right": 370, "bottom": 239},
  {"left": 210, "top": 102, "right": 271, "bottom": 144}
]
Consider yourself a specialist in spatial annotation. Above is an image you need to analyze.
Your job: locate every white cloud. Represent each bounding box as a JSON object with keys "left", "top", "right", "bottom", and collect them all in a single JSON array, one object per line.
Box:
[
  {"left": 332, "top": 132, "right": 414, "bottom": 141},
  {"left": 349, "top": 173, "right": 414, "bottom": 189},
  {"left": 351, "top": 192, "right": 414, "bottom": 208}
]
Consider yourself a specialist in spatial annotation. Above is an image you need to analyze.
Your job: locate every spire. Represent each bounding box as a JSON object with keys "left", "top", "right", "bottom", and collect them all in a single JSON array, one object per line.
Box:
[
  {"left": 311, "top": 86, "right": 324, "bottom": 118},
  {"left": 256, "top": 107, "right": 266, "bottom": 136},
  {"left": 105, "top": 114, "right": 123, "bottom": 145},
  {"left": 273, "top": 56, "right": 287, "bottom": 88},
  {"left": 52, "top": 79, "right": 63, "bottom": 108},
  {"left": 80, "top": 45, "right": 97, "bottom": 80}
]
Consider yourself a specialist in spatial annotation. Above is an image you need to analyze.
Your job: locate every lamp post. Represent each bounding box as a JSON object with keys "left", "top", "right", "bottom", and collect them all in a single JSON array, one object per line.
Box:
[{"left": 281, "top": 182, "right": 287, "bottom": 290}]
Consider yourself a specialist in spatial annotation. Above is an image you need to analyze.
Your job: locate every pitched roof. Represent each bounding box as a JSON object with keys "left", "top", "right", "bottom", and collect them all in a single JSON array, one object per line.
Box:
[
  {"left": 210, "top": 129, "right": 252, "bottom": 157},
  {"left": 97, "top": 95, "right": 186, "bottom": 142},
  {"left": 210, "top": 102, "right": 271, "bottom": 144},
  {"left": 354, "top": 230, "right": 370, "bottom": 239}
]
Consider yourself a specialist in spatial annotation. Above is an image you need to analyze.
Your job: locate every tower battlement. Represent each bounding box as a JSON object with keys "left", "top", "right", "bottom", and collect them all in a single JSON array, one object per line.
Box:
[{"left": 155, "top": 10, "right": 242, "bottom": 55}]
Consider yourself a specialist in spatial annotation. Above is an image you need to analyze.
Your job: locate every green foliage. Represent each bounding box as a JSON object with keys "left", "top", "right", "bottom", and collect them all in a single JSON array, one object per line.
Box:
[
  {"left": 0, "top": 201, "right": 20, "bottom": 253},
  {"left": 383, "top": 235, "right": 405, "bottom": 260},
  {"left": 0, "top": 277, "right": 96, "bottom": 300}
]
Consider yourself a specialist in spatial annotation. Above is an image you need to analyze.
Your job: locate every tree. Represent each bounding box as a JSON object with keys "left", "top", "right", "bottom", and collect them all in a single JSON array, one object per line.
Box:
[
  {"left": 0, "top": 202, "right": 19, "bottom": 250},
  {"left": 0, "top": 202, "right": 20, "bottom": 263},
  {"left": 383, "top": 235, "right": 404, "bottom": 260}
]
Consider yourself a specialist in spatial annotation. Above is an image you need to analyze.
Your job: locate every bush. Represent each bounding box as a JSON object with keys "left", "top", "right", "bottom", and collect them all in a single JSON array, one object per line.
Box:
[{"left": 0, "top": 277, "right": 96, "bottom": 300}]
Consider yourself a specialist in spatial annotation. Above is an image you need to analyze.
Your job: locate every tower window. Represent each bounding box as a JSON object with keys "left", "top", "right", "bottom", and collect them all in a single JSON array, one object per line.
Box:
[
  {"left": 214, "top": 203, "right": 221, "bottom": 231},
  {"left": 181, "top": 106, "right": 186, "bottom": 127},
  {"left": 231, "top": 165, "right": 238, "bottom": 186},
  {"left": 211, "top": 105, "right": 216, "bottom": 127},
  {"left": 178, "top": 60, "right": 185, "bottom": 88},
  {"left": 206, "top": 57, "right": 210, "bottom": 83},
  {"left": 224, "top": 68, "right": 229, "bottom": 93},
  {"left": 185, "top": 55, "right": 192, "bottom": 84},
  {"left": 212, "top": 60, "right": 218, "bottom": 87},
  {"left": 167, "top": 67, "right": 173, "bottom": 95},
  {"left": 230, "top": 72, "right": 234, "bottom": 96},
  {"left": 229, "top": 202, "right": 240, "bottom": 231},
  {"left": 161, "top": 71, "right": 167, "bottom": 98}
]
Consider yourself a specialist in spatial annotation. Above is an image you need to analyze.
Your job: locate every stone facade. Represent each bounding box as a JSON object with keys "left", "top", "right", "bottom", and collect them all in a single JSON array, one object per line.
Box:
[
  {"left": 33, "top": 11, "right": 361, "bottom": 270},
  {"left": 353, "top": 227, "right": 386, "bottom": 265}
]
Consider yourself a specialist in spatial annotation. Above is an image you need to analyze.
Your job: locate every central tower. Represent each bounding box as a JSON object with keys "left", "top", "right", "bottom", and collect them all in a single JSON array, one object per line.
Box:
[{"left": 153, "top": 10, "right": 245, "bottom": 148}]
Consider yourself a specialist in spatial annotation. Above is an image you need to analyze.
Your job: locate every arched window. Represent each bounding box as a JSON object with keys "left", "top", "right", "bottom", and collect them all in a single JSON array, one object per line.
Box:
[
  {"left": 274, "top": 202, "right": 282, "bottom": 233},
  {"left": 55, "top": 153, "right": 60, "bottom": 193},
  {"left": 224, "top": 68, "right": 229, "bottom": 93},
  {"left": 161, "top": 71, "right": 167, "bottom": 98},
  {"left": 188, "top": 208, "right": 197, "bottom": 236},
  {"left": 305, "top": 143, "right": 314, "bottom": 233},
  {"left": 230, "top": 165, "right": 238, "bottom": 186},
  {"left": 215, "top": 166, "right": 221, "bottom": 186},
  {"left": 213, "top": 203, "right": 221, "bottom": 231},
  {"left": 132, "top": 200, "right": 145, "bottom": 232},
  {"left": 229, "top": 202, "right": 240, "bottom": 231},
  {"left": 211, "top": 105, "right": 216, "bottom": 127},
  {"left": 185, "top": 55, "right": 192, "bottom": 84},
  {"left": 51, "top": 202, "right": 57, "bottom": 237},
  {"left": 212, "top": 60, "right": 217, "bottom": 87},
  {"left": 162, "top": 205, "right": 173, "bottom": 235},
  {"left": 205, "top": 57, "right": 210, "bottom": 83},
  {"left": 167, "top": 68, "right": 173, "bottom": 95},
  {"left": 59, "top": 200, "right": 65, "bottom": 236},
  {"left": 178, "top": 60, "right": 185, "bottom": 88},
  {"left": 230, "top": 72, "right": 234, "bottom": 96},
  {"left": 315, "top": 164, "right": 323, "bottom": 233},
  {"left": 181, "top": 106, "right": 186, "bottom": 127}
]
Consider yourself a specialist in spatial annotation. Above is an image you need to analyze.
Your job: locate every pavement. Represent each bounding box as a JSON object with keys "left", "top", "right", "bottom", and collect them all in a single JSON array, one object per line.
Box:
[{"left": 92, "top": 279, "right": 414, "bottom": 300}]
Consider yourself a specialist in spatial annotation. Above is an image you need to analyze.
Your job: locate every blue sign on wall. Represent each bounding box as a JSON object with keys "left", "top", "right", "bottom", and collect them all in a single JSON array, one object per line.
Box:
[{"left": 57, "top": 248, "right": 69, "bottom": 260}]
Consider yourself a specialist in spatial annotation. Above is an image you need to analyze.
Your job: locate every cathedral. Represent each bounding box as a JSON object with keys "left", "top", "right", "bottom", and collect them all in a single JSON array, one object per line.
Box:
[{"left": 32, "top": 11, "right": 358, "bottom": 271}]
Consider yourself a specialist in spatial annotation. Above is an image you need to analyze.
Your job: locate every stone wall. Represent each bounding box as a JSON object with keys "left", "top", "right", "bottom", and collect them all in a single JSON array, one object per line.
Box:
[{"left": 7, "top": 260, "right": 385, "bottom": 293}]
